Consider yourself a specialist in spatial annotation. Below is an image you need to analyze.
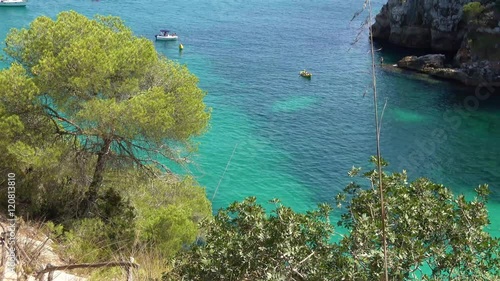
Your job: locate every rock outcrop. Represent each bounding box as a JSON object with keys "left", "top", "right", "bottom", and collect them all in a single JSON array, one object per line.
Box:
[
  {"left": 397, "top": 55, "right": 474, "bottom": 85},
  {"left": 372, "top": 0, "right": 473, "bottom": 52},
  {"left": 397, "top": 54, "right": 446, "bottom": 70},
  {"left": 373, "top": 0, "right": 500, "bottom": 86}
]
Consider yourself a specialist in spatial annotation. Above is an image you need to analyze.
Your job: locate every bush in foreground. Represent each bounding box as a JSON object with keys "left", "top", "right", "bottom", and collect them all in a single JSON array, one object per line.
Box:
[
  {"left": 166, "top": 166, "right": 500, "bottom": 280},
  {"left": 165, "top": 197, "right": 339, "bottom": 281}
]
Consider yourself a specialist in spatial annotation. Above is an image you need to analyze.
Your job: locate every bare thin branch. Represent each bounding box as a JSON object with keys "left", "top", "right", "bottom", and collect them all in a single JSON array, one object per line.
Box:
[{"left": 367, "top": 0, "right": 390, "bottom": 279}]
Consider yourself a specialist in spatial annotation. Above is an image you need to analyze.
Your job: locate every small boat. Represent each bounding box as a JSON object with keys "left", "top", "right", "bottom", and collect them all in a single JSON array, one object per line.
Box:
[
  {"left": 0, "top": 0, "right": 27, "bottom": 6},
  {"left": 300, "top": 70, "right": 312, "bottom": 79},
  {"left": 155, "top": 30, "right": 178, "bottom": 41}
]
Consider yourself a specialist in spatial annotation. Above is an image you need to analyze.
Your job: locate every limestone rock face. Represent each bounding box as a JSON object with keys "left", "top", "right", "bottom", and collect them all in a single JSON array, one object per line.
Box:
[
  {"left": 375, "top": 0, "right": 500, "bottom": 86},
  {"left": 372, "top": 0, "right": 473, "bottom": 52}
]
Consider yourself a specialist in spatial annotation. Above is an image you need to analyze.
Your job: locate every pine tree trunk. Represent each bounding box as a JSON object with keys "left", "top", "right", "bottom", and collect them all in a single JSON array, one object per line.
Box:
[{"left": 84, "top": 138, "right": 112, "bottom": 216}]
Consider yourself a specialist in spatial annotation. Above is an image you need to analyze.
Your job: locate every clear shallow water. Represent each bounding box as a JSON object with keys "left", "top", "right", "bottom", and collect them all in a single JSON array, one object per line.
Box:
[{"left": 1, "top": 0, "right": 500, "bottom": 236}]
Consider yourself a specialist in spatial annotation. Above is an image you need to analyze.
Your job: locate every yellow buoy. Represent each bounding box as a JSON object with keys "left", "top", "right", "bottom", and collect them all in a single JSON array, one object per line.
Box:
[{"left": 179, "top": 43, "right": 184, "bottom": 50}]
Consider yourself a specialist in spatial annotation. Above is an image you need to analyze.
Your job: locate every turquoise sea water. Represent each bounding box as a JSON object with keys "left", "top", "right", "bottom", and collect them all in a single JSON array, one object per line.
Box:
[{"left": 1, "top": 0, "right": 500, "bottom": 237}]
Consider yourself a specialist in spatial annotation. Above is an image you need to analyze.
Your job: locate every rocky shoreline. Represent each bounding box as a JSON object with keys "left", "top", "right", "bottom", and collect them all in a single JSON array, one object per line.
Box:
[
  {"left": 395, "top": 54, "right": 500, "bottom": 86},
  {"left": 372, "top": 0, "right": 500, "bottom": 86}
]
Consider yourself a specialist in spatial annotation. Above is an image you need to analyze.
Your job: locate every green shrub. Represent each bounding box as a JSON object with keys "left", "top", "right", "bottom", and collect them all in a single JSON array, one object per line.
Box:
[
  {"left": 336, "top": 167, "right": 500, "bottom": 280},
  {"left": 130, "top": 175, "right": 211, "bottom": 257},
  {"left": 141, "top": 205, "right": 198, "bottom": 258},
  {"left": 167, "top": 166, "right": 500, "bottom": 281},
  {"left": 58, "top": 187, "right": 137, "bottom": 263},
  {"left": 94, "top": 187, "right": 136, "bottom": 246},
  {"left": 50, "top": 171, "right": 210, "bottom": 264},
  {"left": 165, "top": 197, "right": 337, "bottom": 281},
  {"left": 63, "top": 218, "right": 114, "bottom": 263},
  {"left": 463, "top": 2, "right": 485, "bottom": 21}
]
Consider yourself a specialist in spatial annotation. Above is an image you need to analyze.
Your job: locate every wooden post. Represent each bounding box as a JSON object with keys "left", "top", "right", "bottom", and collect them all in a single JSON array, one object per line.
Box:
[
  {"left": 126, "top": 257, "right": 134, "bottom": 281},
  {"left": 47, "top": 263, "right": 54, "bottom": 281}
]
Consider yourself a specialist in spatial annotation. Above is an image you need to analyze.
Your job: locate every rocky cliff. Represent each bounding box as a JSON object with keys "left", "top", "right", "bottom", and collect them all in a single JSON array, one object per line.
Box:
[{"left": 372, "top": 0, "right": 500, "bottom": 86}]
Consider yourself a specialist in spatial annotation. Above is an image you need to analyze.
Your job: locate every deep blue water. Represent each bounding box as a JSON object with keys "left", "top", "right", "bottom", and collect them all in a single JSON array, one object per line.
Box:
[{"left": 1, "top": 0, "right": 500, "bottom": 236}]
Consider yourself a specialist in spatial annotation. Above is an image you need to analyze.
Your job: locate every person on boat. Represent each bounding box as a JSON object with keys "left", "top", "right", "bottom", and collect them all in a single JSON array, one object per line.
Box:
[{"left": 380, "top": 56, "right": 384, "bottom": 65}]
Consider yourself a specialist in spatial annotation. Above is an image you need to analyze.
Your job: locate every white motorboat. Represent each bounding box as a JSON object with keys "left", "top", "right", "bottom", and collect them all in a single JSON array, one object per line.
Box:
[
  {"left": 155, "top": 30, "right": 178, "bottom": 41},
  {"left": 0, "top": 0, "right": 27, "bottom": 6}
]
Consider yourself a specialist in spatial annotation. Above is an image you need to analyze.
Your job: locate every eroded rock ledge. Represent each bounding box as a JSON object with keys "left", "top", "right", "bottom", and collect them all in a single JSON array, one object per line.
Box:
[{"left": 397, "top": 54, "right": 500, "bottom": 86}]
